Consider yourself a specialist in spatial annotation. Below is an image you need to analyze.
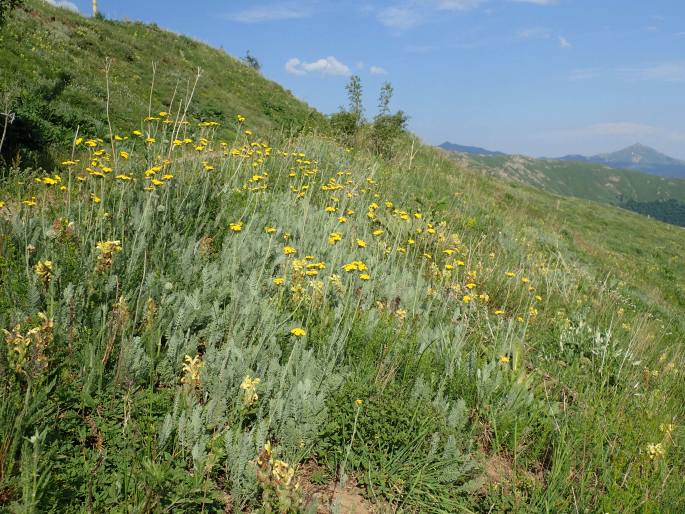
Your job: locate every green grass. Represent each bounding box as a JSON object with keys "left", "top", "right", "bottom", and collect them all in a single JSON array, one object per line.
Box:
[
  {"left": 0, "top": 0, "right": 325, "bottom": 168},
  {"left": 1, "top": 2, "right": 685, "bottom": 513}
]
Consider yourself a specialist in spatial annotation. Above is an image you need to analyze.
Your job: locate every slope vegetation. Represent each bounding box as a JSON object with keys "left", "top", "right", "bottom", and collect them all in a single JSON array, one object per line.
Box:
[
  {"left": 0, "top": 0, "right": 324, "bottom": 167},
  {"left": 1, "top": 3, "right": 684, "bottom": 513}
]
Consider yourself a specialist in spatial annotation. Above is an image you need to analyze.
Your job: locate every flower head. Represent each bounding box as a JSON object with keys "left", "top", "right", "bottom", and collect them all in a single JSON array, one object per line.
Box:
[
  {"left": 240, "top": 375, "right": 261, "bottom": 407},
  {"left": 34, "top": 260, "right": 54, "bottom": 284},
  {"left": 181, "top": 354, "right": 203, "bottom": 386}
]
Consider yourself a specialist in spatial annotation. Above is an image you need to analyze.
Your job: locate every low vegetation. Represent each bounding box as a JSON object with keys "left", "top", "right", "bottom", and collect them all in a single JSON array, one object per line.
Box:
[{"left": 1, "top": 1, "right": 684, "bottom": 512}]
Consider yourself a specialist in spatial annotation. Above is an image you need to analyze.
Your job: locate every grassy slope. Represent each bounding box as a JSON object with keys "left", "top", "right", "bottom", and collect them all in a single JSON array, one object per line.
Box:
[
  {"left": 449, "top": 152, "right": 685, "bottom": 205},
  {"left": 1, "top": 3, "right": 684, "bottom": 513},
  {"left": 0, "top": 1, "right": 325, "bottom": 165}
]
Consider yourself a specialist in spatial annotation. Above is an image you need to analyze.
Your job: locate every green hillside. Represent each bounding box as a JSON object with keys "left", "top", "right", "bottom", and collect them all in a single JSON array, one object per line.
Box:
[
  {"left": 447, "top": 151, "right": 685, "bottom": 226},
  {"left": 1, "top": 2, "right": 685, "bottom": 513},
  {"left": 0, "top": 0, "right": 325, "bottom": 168}
]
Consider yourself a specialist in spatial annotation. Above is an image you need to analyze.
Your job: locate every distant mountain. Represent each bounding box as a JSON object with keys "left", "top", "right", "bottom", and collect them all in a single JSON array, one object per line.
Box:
[
  {"left": 558, "top": 143, "right": 685, "bottom": 179},
  {"left": 444, "top": 151, "right": 685, "bottom": 227},
  {"left": 439, "top": 142, "right": 507, "bottom": 157}
]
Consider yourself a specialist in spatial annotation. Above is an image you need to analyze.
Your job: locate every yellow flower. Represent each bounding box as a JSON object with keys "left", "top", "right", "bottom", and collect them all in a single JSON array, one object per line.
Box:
[
  {"left": 465, "top": 283, "right": 476, "bottom": 290},
  {"left": 646, "top": 442, "right": 665, "bottom": 460},
  {"left": 499, "top": 355, "right": 510, "bottom": 364},
  {"left": 90, "top": 193, "right": 101, "bottom": 204},
  {"left": 95, "top": 240, "right": 123, "bottom": 271},
  {"left": 495, "top": 310, "right": 505, "bottom": 316},
  {"left": 115, "top": 174, "right": 132, "bottom": 181},
  {"left": 462, "top": 295, "right": 472, "bottom": 304},
  {"left": 372, "top": 229, "right": 383, "bottom": 237},
  {"left": 521, "top": 277, "right": 530, "bottom": 284},
  {"left": 328, "top": 232, "right": 342, "bottom": 245},
  {"left": 356, "top": 239, "right": 367, "bottom": 248},
  {"left": 660, "top": 423, "right": 675, "bottom": 437},
  {"left": 34, "top": 260, "right": 54, "bottom": 283},
  {"left": 229, "top": 222, "right": 243, "bottom": 232},
  {"left": 283, "top": 246, "right": 297, "bottom": 256},
  {"left": 264, "top": 226, "right": 277, "bottom": 234},
  {"left": 272, "top": 277, "right": 285, "bottom": 286},
  {"left": 342, "top": 261, "right": 367, "bottom": 272},
  {"left": 119, "top": 150, "right": 129, "bottom": 160},
  {"left": 359, "top": 273, "right": 371, "bottom": 281},
  {"left": 240, "top": 375, "right": 261, "bottom": 407},
  {"left": 290, "top": 327, "right": 306, "bottom": 337},
  {"left": 181, "top": 354, "right": 203, "bottom": 386},
  {"left": 505, "top": 272, "right": 515, "bottom": 278},
  {"left": 355, "top": 399, "right": 363, "bottom": 407}
]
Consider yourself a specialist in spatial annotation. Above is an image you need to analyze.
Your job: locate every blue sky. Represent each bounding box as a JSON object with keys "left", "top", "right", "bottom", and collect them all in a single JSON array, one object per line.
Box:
[{"left": 50, "top": 0, "right": 685, "bottom": 159}]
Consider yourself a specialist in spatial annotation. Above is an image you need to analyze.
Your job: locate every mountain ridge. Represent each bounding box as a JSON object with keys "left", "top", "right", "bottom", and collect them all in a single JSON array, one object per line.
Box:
[
  {"left": 438, "top": 141, "right": 506, "bottom": 156},
  {"left": 440, "top": 141, "right": 685, "bottom": 179},
  {"left": 558, "top": 142, "right": 685, "bottom": 179}
]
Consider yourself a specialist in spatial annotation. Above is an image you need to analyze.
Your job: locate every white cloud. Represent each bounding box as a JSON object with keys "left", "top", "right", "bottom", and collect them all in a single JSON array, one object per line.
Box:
[
  {"left": 558, "top": 36, "right": 571, "bottom": 48},
  {"left": 377, "top": 0, "right": 483, "bottom": 29},
  {"left": 618, "top": 63, "right": 685, "bottom": 82},
  {"left": 510, "top": 0, "right": 558, "bottom": 5},
  {"left": 45, "top": 0, "right": 79, "bottom": 12},
  {"left": 285, "top": 56, "right": 351, "bottom": 76},
  {"left": 377, "top": 6, "right": 421, "bottom": 29},
  {"left": 517, "top": 27, "right": 551, "bottom": 40},
  {"left": 227, "top": 3, "right": 312, "bottom": 23},
  {"left": 370, "top": 65, "right": 388, "bottom": 75},
  {"left": 569, "top": 68, "right": 600, "bottom": 80},
  {"left": 436, "top": 0, "right": 484, "bottom": 10}
]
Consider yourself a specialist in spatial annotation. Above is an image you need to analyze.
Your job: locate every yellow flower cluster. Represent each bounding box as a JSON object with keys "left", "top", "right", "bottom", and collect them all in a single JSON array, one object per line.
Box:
[
  {"left": 95, "top": 240, "right": 123, "bottom": 271},
  {"left": 2, "top": 313, "right": 53, "bottom": 375},
  {"left": 34, "top": 260, "right": 54, "bottom": 284},
  {"left": 240, "top": 375, "right": 261, "bottom": 407},
  {"left": 181, "top": 354, "right": 203, "bottom": 386}
]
